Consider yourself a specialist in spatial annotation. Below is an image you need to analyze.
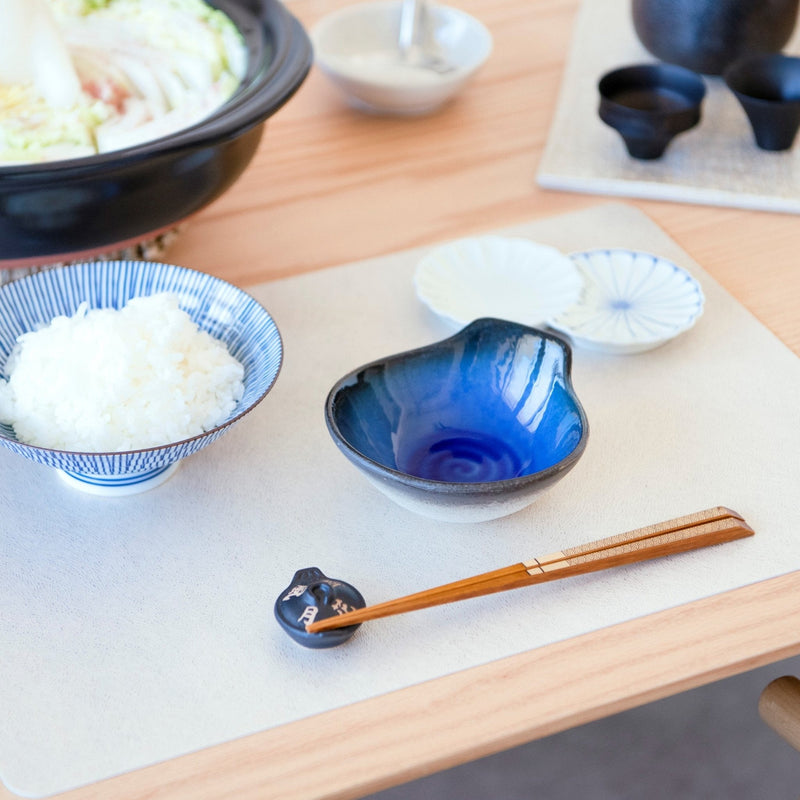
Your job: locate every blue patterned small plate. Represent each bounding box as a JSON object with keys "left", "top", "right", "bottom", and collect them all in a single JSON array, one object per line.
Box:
[
  {"left": 0, "top": 261, "right": 283, "bottom": 495},
  {"left": 549, "top": 249, "right": 705, "bottom": 355}
]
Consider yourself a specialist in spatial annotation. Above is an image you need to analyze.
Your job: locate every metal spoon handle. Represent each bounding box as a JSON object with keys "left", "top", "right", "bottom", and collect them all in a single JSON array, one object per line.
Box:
[{"left": 398, "top": 0, "right": 423, "bottom": 56}]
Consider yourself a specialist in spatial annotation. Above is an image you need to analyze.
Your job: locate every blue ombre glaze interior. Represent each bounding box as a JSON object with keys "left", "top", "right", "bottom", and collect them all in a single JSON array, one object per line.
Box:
[
  {"left": 0, "top": 260, "right": 282, "bottom": 483},
  {"left": 329, "top": 319, "right": 586, "bottom": 485}
]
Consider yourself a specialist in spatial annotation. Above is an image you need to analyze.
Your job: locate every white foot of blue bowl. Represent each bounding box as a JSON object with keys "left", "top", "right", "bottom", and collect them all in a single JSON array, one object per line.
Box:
[{"left": 57, "top": 462, "right": 181, "bottom": 496}]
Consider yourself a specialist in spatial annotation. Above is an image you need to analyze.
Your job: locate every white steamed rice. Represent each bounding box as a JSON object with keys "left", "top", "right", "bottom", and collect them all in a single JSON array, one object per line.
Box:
[{"left": 0, "top": 292, "right": 244, "bottom": 452}]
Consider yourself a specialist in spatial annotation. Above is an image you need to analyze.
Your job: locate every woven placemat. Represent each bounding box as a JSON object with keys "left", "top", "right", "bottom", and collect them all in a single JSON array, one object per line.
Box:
[
  {"left": 0, "top": 228, "right": 182, "bottom": 286},
  {"left": 537, "top": 0, "right": 800, "bottom": 212}
]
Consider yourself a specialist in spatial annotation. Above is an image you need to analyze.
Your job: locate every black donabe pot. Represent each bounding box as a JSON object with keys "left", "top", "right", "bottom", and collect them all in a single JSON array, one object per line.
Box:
[{"left": 0, "top": 0, "right": 312, "bottom": 266}]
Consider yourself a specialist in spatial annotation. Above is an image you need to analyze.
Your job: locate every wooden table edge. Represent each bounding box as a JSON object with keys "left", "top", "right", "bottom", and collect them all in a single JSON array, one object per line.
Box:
[{"left": 9, "top": 568, "right": 798, "bottom": 800}]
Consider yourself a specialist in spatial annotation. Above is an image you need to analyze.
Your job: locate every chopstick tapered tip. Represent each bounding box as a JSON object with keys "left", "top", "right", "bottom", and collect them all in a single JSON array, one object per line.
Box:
[{"left": 306, "top": 615, "right": 358, "bottom": 633}]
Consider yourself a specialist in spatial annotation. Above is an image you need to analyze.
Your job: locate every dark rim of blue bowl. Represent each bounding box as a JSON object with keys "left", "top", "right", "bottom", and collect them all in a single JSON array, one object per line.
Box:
[
  {"left": 0, "top": 261, "right": 283, "bottom": 458},
  {"left": 325, "top": 318, "right": 589, "bottom": 495},
  {"left": 0, "top": 0, "right": 312, "bottom": 178}
]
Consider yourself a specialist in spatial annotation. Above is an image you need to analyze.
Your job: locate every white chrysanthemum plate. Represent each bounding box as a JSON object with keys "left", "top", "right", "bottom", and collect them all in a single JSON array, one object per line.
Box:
[
  {"left": 549, "top": 249, "right": 705, "bottom": 354},
  {"left": 414, "top": 235, "right": 584, "bottom": 329}
]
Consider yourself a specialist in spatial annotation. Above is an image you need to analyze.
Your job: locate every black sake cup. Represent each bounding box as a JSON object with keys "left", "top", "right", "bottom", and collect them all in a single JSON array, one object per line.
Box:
[
  {"left": 598, "top": 63, "right": 706, "bottom": 159},
  {"left": 725, "top": 53, "right": 800, "bottom": 151}
]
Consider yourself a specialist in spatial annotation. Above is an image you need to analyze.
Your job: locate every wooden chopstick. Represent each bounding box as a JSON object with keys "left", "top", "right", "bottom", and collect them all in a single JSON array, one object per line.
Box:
[{"left": 305, "top": 506, "right": 752, "bottom": 633}]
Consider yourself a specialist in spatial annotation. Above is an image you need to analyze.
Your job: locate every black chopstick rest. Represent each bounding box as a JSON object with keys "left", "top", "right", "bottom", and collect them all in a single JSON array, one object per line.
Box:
[{"left": 274, "top": 567, "right": 366, "bottom": 648}]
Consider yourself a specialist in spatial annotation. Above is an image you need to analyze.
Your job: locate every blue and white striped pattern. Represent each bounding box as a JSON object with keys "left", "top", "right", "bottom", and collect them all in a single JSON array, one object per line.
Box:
[
  {"left": 0, "top": 260, "right": 282, "bottom": 487},
  {"left": 550, "top": 249, "right": 705, "bottom": 355}
]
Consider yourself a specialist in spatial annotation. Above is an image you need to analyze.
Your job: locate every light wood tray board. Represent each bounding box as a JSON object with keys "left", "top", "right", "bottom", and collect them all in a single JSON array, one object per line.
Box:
[{"left": 2, "top": 202, "right": 799, "bottom": 797}]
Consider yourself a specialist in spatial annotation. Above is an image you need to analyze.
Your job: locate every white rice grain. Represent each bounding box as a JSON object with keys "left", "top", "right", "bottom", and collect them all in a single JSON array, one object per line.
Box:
[{"left": 0, "top": 293, "right": 245, "bottom": 452}]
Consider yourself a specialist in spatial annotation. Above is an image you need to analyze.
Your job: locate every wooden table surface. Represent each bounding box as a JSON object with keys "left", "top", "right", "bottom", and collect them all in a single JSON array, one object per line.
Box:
[{"left": 6, "top": 1, "right": 800, "bottom": 798}]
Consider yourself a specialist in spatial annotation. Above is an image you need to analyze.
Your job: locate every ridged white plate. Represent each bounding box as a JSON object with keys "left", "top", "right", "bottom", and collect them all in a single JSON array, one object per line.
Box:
[
  {"left": 550, "top": 249, "right": 705, "bottom": 354},
  {"left": 414, "top": 235, "right": 583, "bottom": 328}
]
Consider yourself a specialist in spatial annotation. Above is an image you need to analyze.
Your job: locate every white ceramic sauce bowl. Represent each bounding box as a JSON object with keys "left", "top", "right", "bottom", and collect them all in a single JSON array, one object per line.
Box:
[{"left": 311, "top": 0, "right": 492, "bottom": 115}]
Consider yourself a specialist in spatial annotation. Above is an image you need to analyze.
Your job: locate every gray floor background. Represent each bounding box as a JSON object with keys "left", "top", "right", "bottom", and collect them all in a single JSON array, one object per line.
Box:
[{"left": 365, "top": 654, "right": 800, "bottom": 799}]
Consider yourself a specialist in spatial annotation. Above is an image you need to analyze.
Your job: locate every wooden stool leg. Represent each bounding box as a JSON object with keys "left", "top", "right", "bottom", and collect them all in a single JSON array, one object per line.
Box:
[{"left": 759, "top": 676, "right": 800, "bottom": 752}]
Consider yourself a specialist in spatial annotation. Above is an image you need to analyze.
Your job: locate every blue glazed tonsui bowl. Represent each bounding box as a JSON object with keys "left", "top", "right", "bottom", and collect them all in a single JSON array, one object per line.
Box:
[
  {"left": 325, "top": 318, "right": 588, "bottom": 522},
  {"left": 0, "top": 260, "right": 283, "bottom": 495}
]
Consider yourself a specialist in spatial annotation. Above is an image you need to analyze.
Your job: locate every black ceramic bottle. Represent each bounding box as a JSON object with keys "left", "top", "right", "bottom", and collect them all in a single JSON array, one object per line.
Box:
[{"left": 632, "top": 0, "right": 799, "bottom": 75}]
